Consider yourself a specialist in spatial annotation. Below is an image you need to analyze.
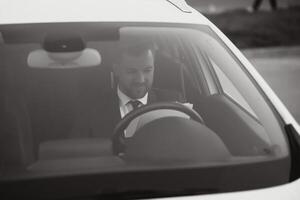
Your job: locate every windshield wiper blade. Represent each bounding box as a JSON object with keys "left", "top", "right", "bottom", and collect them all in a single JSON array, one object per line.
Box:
[{"left": 86, "top": 188, "right": 220, "bottom": 200}]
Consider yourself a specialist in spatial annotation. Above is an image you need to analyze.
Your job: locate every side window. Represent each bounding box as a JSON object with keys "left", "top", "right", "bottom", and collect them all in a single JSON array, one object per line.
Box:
[{"left": 209, "top": 58, "right": 258, "bottom": 119}]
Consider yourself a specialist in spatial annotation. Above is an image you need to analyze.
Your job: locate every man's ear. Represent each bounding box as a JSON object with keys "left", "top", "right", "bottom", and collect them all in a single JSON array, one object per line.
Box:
[{"left": 112, "top": 64, "right": 119, "bottom": 75}]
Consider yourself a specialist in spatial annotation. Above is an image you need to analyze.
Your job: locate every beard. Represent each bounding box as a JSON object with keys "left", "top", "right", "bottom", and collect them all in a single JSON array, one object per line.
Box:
[{"left": 128, "top": 84, "right": 149, "bottom": 99}]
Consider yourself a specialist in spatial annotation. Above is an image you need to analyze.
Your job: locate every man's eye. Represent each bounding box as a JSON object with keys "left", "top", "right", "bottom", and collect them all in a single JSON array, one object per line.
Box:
[{"left": 144, "top": 68, "right": 153, "bottom": 73}]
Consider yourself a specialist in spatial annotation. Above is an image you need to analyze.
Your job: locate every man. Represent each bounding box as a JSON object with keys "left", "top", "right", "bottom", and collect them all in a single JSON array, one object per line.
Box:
[
  {"left": 113, "top": 45, "right": 156, "bottom": 118},
  {"left": 70, "top": 44, "right": 184, "bottom": 138}
]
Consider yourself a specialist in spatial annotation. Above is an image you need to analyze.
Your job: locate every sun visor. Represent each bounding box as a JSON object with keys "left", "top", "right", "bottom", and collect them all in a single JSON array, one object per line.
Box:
[{"left": 27, "top": 48, "right": 101, "bottom": 69}]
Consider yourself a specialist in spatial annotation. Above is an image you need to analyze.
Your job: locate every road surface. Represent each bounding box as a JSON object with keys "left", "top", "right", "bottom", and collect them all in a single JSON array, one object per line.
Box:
[{"left": 244, "top": 47, "right": 300, "bottom": 124}]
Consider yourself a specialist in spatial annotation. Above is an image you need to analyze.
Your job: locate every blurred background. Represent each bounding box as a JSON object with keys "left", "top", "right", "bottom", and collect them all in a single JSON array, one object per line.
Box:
[
  {"left": 187, "top": 0, "right": 300, "bottom": 123},
  {"left": 187, "top": 0, "right": 300, "bottom": 14}
]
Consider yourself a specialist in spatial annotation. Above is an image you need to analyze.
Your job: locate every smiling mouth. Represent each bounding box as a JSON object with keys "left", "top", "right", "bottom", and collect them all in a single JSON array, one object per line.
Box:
[
  {"left": 132, "top": 85, "right": 147, "bottom": 94},
  {"left": 133, "top": 84, "right": 146, "bottom": 89}
]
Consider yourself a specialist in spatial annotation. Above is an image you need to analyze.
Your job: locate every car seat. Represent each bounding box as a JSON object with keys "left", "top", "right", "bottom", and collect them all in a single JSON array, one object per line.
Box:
[
  {"left": 152, "top": 50, "right": 189, "bottom": 100},
  {"left": 0, "top": 46, "right": 35, "bottom": 168}
]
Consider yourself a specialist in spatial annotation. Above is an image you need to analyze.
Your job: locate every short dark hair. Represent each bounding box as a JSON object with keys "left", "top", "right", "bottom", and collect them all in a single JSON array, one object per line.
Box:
[{"left": 115, "top": 42, "right": 156, "bottom": 63}]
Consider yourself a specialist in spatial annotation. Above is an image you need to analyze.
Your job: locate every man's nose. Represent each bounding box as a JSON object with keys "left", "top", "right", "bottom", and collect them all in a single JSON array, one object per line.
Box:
[{"left": 135, "top": 71, "right": 145, "bottom": 83}]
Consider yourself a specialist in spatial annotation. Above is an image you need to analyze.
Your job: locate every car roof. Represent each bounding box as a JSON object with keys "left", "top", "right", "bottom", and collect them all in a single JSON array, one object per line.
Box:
[{"left": 0, "top": 0, "right": 210, "bottom": 25}]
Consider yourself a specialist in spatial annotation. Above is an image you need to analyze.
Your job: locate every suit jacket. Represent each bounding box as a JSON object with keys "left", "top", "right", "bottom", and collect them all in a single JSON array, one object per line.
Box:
[{"left": 70, "top": 88, "right": 184, "bottom": 138}]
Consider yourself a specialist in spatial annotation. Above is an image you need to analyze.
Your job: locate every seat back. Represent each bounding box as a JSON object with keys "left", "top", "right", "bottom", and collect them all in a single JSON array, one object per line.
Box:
[
  {"left": 153, "top": 51, "right": 186, "bottom": 98},
  {"left": 0, "top": 46, "right": 35, "bottom": 167},
  {"left": 26, "top": 69, "right": 80, "bottom": 147}
]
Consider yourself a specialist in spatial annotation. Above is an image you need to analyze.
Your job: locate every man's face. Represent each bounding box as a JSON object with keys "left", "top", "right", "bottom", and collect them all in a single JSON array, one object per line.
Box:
[{"left": 114, "top": 50, "right": 154, "bottom": 99}]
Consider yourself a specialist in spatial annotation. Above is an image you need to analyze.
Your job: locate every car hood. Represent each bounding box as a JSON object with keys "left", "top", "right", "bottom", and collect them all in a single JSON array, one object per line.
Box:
[{"left": 0, "top": 0, "right": 209, "bottom": 25}]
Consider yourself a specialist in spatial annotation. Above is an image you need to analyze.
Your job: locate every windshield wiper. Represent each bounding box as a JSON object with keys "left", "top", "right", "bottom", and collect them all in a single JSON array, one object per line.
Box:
[{"left": 84, "top": 188, "right": 219, "bottom": 200}]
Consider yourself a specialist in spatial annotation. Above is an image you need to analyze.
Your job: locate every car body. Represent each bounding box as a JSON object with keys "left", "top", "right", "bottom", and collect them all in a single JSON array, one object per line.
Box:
[{"left": 1, "top": 0, "right": 300, "bottom": 199}]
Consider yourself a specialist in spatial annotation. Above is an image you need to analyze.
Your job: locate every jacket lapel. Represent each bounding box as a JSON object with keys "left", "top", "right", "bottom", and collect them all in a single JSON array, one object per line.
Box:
[{"left": 91, "top": 90, "right": 121, "bottom": 137}]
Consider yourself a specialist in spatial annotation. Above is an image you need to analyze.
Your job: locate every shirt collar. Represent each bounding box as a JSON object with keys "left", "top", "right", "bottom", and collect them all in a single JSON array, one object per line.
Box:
[{"left": 117, "top": 87, "right": 148, "bottom": 107}]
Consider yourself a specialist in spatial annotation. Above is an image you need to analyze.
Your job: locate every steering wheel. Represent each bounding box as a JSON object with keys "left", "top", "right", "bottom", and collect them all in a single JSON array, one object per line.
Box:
[{"left": 112, "top": 102, "right": 204, "bottom": 155}]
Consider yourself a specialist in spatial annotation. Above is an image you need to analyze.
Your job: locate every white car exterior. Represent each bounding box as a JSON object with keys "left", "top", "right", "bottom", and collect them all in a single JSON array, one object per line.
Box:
[{"left": 1, "top": 0, "right": 299, "bottom": 199}]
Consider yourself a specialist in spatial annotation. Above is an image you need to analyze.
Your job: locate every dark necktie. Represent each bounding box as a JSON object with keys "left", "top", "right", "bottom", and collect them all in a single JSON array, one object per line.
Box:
[{"left": 128, "top": 100, "right": 142, "bottom": 110}]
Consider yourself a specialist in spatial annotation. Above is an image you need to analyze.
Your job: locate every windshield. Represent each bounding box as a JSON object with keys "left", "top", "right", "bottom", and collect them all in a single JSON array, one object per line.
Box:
[{"left": 0, "top": 23, "right": 290, "bottom": 198}]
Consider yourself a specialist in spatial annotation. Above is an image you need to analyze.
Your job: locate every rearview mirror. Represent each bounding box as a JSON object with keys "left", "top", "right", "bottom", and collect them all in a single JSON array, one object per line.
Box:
[
  {"left": 27, "top": 48, "right": 101, "bottom": 69},
  {"left": 28, "top": 33, "right": 101, "bottom": 69}
]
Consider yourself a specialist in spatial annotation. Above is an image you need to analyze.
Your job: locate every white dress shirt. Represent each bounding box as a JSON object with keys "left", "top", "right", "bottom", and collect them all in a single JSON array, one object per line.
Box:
[{"left": 117, "top": 87, "right": 148, "bottom": 118}]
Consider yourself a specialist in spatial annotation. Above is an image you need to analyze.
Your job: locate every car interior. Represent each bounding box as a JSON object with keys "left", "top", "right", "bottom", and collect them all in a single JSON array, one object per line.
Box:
[{"left": 0, "top": 25, "right": 278, "bottom": 175}]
